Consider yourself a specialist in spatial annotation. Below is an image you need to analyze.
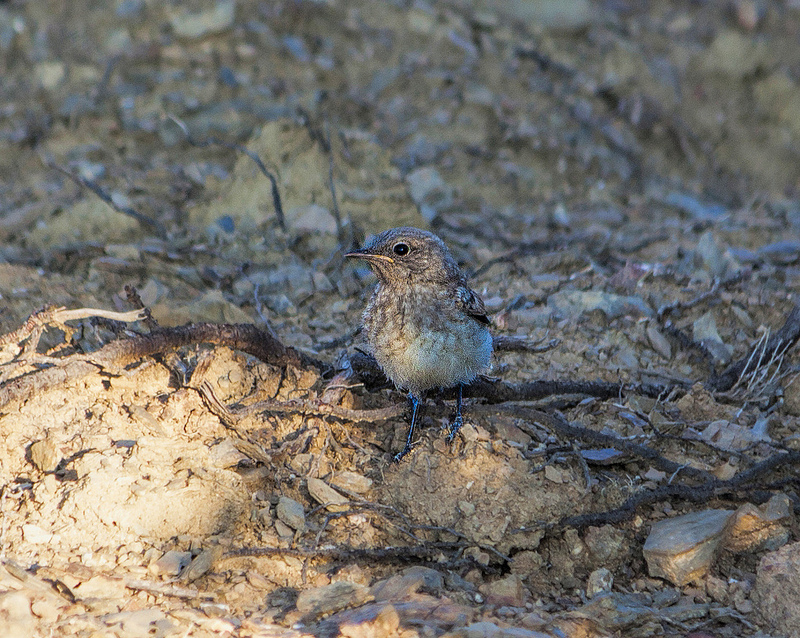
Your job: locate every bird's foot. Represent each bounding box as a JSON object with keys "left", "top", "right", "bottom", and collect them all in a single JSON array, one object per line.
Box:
[
  {"left": 393, "top": 441, "right": 416, "bottom": 462},
  {"left": 446, "top": 415, "right": 464, "bottom": 443}
]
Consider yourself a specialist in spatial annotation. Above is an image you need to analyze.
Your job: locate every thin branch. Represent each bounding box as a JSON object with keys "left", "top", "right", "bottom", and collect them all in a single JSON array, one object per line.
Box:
[
  {"left": 554, "top": 449, "right": 800, "bottom": 529},
  {"left": 0, "top": 322, "right": 326, "bottom": 410},
  {"left": 225, "top": 541, "right": 491, "bottom": 570},
  {"left": 167, "top": 115, "right": 286, "bottom": 231},
  {"left": 44, "top": 161, "right": 166, "bottom": 235}
]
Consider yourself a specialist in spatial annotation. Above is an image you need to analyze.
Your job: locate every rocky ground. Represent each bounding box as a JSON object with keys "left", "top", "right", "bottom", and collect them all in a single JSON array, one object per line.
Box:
[{"left": 2, "top": 0, "right": 800, "bottom": 636}]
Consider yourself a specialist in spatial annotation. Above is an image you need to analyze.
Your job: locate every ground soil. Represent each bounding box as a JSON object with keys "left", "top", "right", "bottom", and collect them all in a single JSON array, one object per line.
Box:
[{"left": 1, "top": 1, "right": 800, "bottom": 636}]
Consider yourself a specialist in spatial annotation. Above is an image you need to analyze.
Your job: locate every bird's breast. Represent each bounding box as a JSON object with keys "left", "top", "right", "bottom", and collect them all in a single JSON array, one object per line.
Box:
[{"left": 362, "top": 284, "right": 492, "bottom": 395}]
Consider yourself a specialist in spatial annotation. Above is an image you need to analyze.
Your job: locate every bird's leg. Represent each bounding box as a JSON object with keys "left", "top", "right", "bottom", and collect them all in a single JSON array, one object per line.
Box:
[
  {"left": 394, "top": 392, "right": 421, "bottom": 462},
  {"left": 446, "top": 384, "right": 464, "bottom": 443}
]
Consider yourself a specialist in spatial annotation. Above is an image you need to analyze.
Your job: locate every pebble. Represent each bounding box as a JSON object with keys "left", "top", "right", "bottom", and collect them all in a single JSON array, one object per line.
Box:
[
  {"left": 295, "top": 581, "right": 372, "bottom": 618},
  {"left": 405, "top": 167, "right": 454, "bottom": 222},
  {"left": 307, "top": 478, "right": 349, "bottom": 512},
  {"left": 441, "top": 620, "right": 552, "bottom": 638},
  {"left": 695, "top": 230, "right": 739, "bottom": 279},
  {"left": 285, "top": 204, "right": 337, "bottom": 234},
  {"left": 372, "top": 566, "right": 443, "bottom": 601},
  {"left": 580, "top": 448, "right": 628, "bottom": 465},
  {"left": 754, "top": 541, "right": 800, "bottom": 636},
  {"left": 34, "top": 61, "right": 65, "bottom": 89},
  {"left": 664, "top": 192, "right": 727, "bottom": 222},
  {"left": 103, "top": 609, "right": 172, "bottom": 637},
  {"left": 643, "top": 509, "right": 733, "bottom": 585},
  {"left": 725, "top": 495, "right": 792, "bottom": 553},
  {"left": 478, "top": 574, "right": 525, "bottom": 607},
  {"left": 586, "top": 568, "right": 614, "bottom": 598},
  {"left": 150, "top": 550, "right": 192, "bottom": 577},
  {"left": 330, "top": 471, "right": 373, "bottom": 495},
  {"left": 169, "top": 0, "right": 236, "bottom": 39},
  {"left": 208, "top": 438, "right": 248, "bottom": 468},
  {"left": 181, "top": 546, "right": 222, "bottom": 583},
  {"left": 0, "top": 591, "right": 35, "bottom": 637},
  {"left": 337, "top": 603, "right": 400, "bottom": 638},
  {"left": 21, "top": 524, "right": 54, "bottom": 545},
  {"left": 646, "top": 323, "right": 672, "bottom": 360},
  {"left": 274, "top": 519, "right": 295, "bottom": 539},
  {"left": 547, "top": 289, "right": 652, "bottom": 320},
  {"left": 393, "top": 134, "right": 450, "bottom": 172},
  {"left": 491, "top": 0, "right": 592, "bottom": 32},
  {"left": 692, "top": 312, "right": 732, "bottom": 363},
  {"left": 758, "top": 239, "right": 800, "bottom": 265},
  {"left": 29, "top": 438, "right": 59, "bottom": 473},
  {"left": 276, "top": 496, "right": 306, "bottom": 531}
]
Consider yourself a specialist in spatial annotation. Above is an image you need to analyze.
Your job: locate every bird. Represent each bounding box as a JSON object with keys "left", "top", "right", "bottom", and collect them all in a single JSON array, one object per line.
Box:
[{"left": 345, "top": 227, "right": 493, "bottom": 461}]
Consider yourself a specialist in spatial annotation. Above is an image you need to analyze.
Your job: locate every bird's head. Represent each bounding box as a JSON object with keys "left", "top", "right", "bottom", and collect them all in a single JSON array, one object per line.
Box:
[{"left": 345, "top": 227, "right": 460, "bottom": 285}]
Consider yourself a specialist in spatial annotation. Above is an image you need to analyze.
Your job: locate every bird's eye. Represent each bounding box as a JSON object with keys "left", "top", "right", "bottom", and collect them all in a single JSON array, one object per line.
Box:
[{"left": 392, "top": 242, "right": 410, "bottom": 256}]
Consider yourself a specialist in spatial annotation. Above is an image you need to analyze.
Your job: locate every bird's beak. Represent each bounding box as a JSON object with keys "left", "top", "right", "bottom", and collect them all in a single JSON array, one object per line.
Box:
[{"left": 344, "top": 250, "right": 395, "bottom": 264}]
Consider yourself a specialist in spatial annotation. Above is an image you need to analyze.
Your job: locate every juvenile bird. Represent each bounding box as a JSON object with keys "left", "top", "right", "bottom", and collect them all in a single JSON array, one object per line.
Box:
[{"left": 346, "top": 227, "right": 492, "bottom": 460}]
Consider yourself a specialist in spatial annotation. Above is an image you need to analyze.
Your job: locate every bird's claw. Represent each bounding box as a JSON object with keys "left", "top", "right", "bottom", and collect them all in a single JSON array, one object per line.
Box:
[
  {"left": 446, "top": 415, "right": 464, "bottom": 443},
  {"left": 393, "top": 442, "right": 416, "bottom": 462}
]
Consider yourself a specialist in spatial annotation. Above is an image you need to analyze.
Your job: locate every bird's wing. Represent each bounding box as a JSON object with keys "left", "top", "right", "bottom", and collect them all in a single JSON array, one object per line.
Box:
[{"left": 456, "top": 285, "right": 491, "bottom": 325}]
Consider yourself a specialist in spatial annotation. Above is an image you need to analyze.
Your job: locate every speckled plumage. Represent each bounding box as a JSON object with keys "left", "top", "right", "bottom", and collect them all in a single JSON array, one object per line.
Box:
[{"left": 346, "top": 227, "right": 492, "bottom": 460}]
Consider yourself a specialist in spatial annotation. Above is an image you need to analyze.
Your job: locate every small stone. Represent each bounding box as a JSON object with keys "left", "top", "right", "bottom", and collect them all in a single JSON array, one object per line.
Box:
[
  {"left": 35, "top": 61, "right": 66, "bottom": 89},
  {"left": 695, "top": 230, "right": 739, "bottom": 278},
  {"left": 665, "top": 193, "right": 727, "bottom": 222},
  {"left": 372, "top": 566, "right": 443, "bottom": 601},
  {"left": 0, "top": 591, "right": 34, "bottom": 636},
  {"left": 246, "top": 570, "right": 272, "bottom": 590},
  {"left": 72, "top": 575, "right": 127, "bottom": 600},
  {"left": 405, "top": 167, "right": 454, "bottom": 222},
  {"left": 544, "top": 464, "right": 568, "bottom": 484},
  {"left": 29, "top": 439, "right": 59, "bottom": 472},
  {"left": 646, "top": 323, "right": 672, "bottom": 360},
  {"left": 330, "top": 471, "right": 373, "bottom": 495},
  {"left": 296, "top": 581, "right": 372, "bottom": 618},
  {"left": 705, "top": 575, "right": 728, "bottom": 604},
  {"left": 584, "top": 525, "right": 627, "bottom": 564},
  {"left": 169, "top": 0, "right": 236, "bottom": 39},
  {"left": 255, "top": 506, "right": 272, "bottom": 527},
  {"left": 478, "top": 574, "right": 525, "bottom": 607},
  {"left": 276, "top": 496, "right": 305, "bottom": 531},
  {"left": 736, "top": 0, "right": 761, "bottom": 30},
  {"left": 643, "top": 468, "right": 666, "bottom": 482},
  {"left": 207, "top": 438, "right": 247, "bottom": 468},
  {"left": 447, "top": 620, "right": 501, "bottom": 638},
  {"left": 580, "top": 448, "right": 628, "bottom": 465},
  {"left": 103, "top": 609, "right": 171, "bottom": 636},
  {"left": 458, "top": 501, "right": 476, "bottom": 517},
  {"left": 643, "top": 509, "right": 733, "bottom": 586},
  {"left": 274, "top": 519, "right": 295, "bottom": 539},
  {"left": 150, "top": 550, "right": 192, "bottom": 577},
  {"left": 693, "top": 312, "right": 732, "bottom": 363},
  {"left": 318, "top": 565, "right": 362, "bottom": 590},
  {"left": 181, "top": 546, "right": 222, "bottom": 583},
  {"left": 339, "top": 603, "right": 400, "bottom": 638},
  {"left": 493, "top": 0, "right": 592, "bottom": 32},
  {"left": 754, "top": 542, "right": 800, "bottom": 635},
  {"left": 547, "top": 290, "right": 652, "bottom": 320},
  {"left": 285, "top": 204, "right": 337, "bottom": 234},
  {"left": 586, "top": 568, "right": 613, "bottom": 598},
  {"left": 724, "top": 496, "right": 791, "bottom": 553},
  {"left": 307, "top": 478, "right": 349, "bottom": 512},
  {"left": 21, "top": 524, "right": 54, "bottom": 544},
  {"left": 759, "top": 240, "right": 800, "bottom": 265}
]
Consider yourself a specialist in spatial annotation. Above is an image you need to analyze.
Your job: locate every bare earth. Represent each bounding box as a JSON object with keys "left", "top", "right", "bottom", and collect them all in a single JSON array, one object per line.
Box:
[{"left": 1, "top": 1, "right": 800, "bottom": 636}]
